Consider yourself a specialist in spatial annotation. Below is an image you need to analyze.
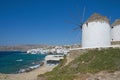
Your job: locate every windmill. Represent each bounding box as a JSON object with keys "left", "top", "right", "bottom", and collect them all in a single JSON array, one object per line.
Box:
[
  {"left": 66, "top": 5, "right": 86, "bottom": 30},
  {"left": 65, "top": 5, "right": 86, "bottom": 46},
  {"left": 73, "top": 7, "right": 86, "bottom": 31}
]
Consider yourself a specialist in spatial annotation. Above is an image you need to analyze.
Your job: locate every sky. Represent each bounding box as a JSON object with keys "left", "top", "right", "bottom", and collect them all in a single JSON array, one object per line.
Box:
[{"left": 0, "top": 0, "right": 120, "bottom": 46}]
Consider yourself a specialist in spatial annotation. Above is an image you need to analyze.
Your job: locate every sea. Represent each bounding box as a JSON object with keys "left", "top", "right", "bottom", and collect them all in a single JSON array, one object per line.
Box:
[{"left": 0, "top": 51, "right": 46, "bottom": 74}]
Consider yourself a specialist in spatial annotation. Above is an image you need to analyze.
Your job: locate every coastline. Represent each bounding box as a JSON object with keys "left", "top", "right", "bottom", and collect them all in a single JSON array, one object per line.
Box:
[
  {"left": 0, "top": 64, "right": 56, "bottom": 80},
  {"left": 0, "top": 46, "right": 68, "bottom": 80},
  {"left": 0, "top": 51, "right": 47, "bottom": 74}
]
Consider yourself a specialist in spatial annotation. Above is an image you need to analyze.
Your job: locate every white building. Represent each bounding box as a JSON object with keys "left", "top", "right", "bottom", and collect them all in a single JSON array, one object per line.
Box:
[
  {"left": 45, "top": 55, "right": 64, "bottom": 65},
  {"left": 82, "top": 13, "right": 111, "bottom": 48},
  {"left": 111, "top": 19, "right": 120, "bottom": 45}
]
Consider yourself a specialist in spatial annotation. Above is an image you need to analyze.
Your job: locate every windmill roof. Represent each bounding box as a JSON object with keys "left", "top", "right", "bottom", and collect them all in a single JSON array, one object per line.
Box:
[
  {"left": 86, "top": 13, "right": 109, "bottom": 23},
  {"left": 112, "top": 19, "right": 120, "bottom": 26}
]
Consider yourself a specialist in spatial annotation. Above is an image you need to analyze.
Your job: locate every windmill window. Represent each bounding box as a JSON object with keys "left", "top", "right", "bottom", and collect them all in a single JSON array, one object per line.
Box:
[{"left": 86, "top": 23, "right": 88, "bottom": 26}]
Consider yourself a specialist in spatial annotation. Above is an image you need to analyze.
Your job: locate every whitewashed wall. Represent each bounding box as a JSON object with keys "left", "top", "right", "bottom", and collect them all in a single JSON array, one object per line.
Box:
[
  {"left": 111, "top": 25, "right": 120, "bottom": 41},
  {"left": 82, "top": 21, "right": 111, "bottom": 48}
]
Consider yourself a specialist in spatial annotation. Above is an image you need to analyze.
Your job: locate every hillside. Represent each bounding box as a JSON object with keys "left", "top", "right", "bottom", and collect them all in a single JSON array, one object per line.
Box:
[{"left": 38, "top": 48, "right": 120, "bottom": 80}]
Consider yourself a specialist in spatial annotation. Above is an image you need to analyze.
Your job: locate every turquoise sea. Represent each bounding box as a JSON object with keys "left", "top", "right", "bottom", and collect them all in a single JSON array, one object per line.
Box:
[{"left": 0, "top": 51, "right": 46, "bottom": 74}]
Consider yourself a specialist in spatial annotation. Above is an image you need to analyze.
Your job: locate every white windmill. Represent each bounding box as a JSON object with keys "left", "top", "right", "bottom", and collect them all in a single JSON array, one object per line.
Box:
[
  {"left": 82, "top": 13, "right": 111, "bottom": 48},
  {"left": 111, "top": 19, "right": 120, "bottom": 45}
]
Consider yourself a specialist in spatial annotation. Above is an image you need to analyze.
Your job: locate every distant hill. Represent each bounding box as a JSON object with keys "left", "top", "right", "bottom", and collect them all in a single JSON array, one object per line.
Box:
[{"left": 0, "top": 44, "right": 50, "bottom": 51}]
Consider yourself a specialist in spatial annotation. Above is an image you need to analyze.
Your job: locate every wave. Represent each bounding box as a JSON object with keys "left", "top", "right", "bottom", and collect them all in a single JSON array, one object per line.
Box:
[
  {"left": 18, "top": 62, "right": 44, "bottom": 73},
  {"left": 16, "top": 59, "right": 23, "bottom": 62}
]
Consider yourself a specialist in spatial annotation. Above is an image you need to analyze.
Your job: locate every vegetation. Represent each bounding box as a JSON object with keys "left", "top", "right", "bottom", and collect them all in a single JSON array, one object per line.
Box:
[{"left": 38, "top": 48, "right": 120, "bottom": 80}]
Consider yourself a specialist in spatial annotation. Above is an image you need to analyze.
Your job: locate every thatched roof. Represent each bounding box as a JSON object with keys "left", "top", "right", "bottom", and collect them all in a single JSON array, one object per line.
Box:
[
  {"left": 86, "top": 13, "right": 109, "bottom": 23},
  {"left": 112, "top": 19, "right": 120, "bottom": 27}
]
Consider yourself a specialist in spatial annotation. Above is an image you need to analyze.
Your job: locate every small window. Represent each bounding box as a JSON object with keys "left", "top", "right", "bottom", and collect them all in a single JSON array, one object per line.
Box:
[
  {"left": 111, "top": 26, "right": 113, "bottom": 28},
  {"left": 86, "top": 23, "right": 88, "bottom": 26}
]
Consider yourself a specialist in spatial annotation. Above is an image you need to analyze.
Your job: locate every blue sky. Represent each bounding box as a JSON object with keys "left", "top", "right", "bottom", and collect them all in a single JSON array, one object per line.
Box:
[{"left": 0, "top": 0, "right": 120, "bottom": 46}]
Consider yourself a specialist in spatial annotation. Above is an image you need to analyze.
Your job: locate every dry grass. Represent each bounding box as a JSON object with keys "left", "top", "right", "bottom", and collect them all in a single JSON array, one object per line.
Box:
[
  {"left": 112, "top": 19, "right": 120, "bottom": 26},
  {"left": 86, "top": 13, "right": 109, "bottom": 23}
]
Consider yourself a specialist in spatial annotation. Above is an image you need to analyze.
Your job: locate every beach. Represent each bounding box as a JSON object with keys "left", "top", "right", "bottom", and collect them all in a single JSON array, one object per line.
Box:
[{"left": 0, "top": 65, "right": 56, "bottom": 80}]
